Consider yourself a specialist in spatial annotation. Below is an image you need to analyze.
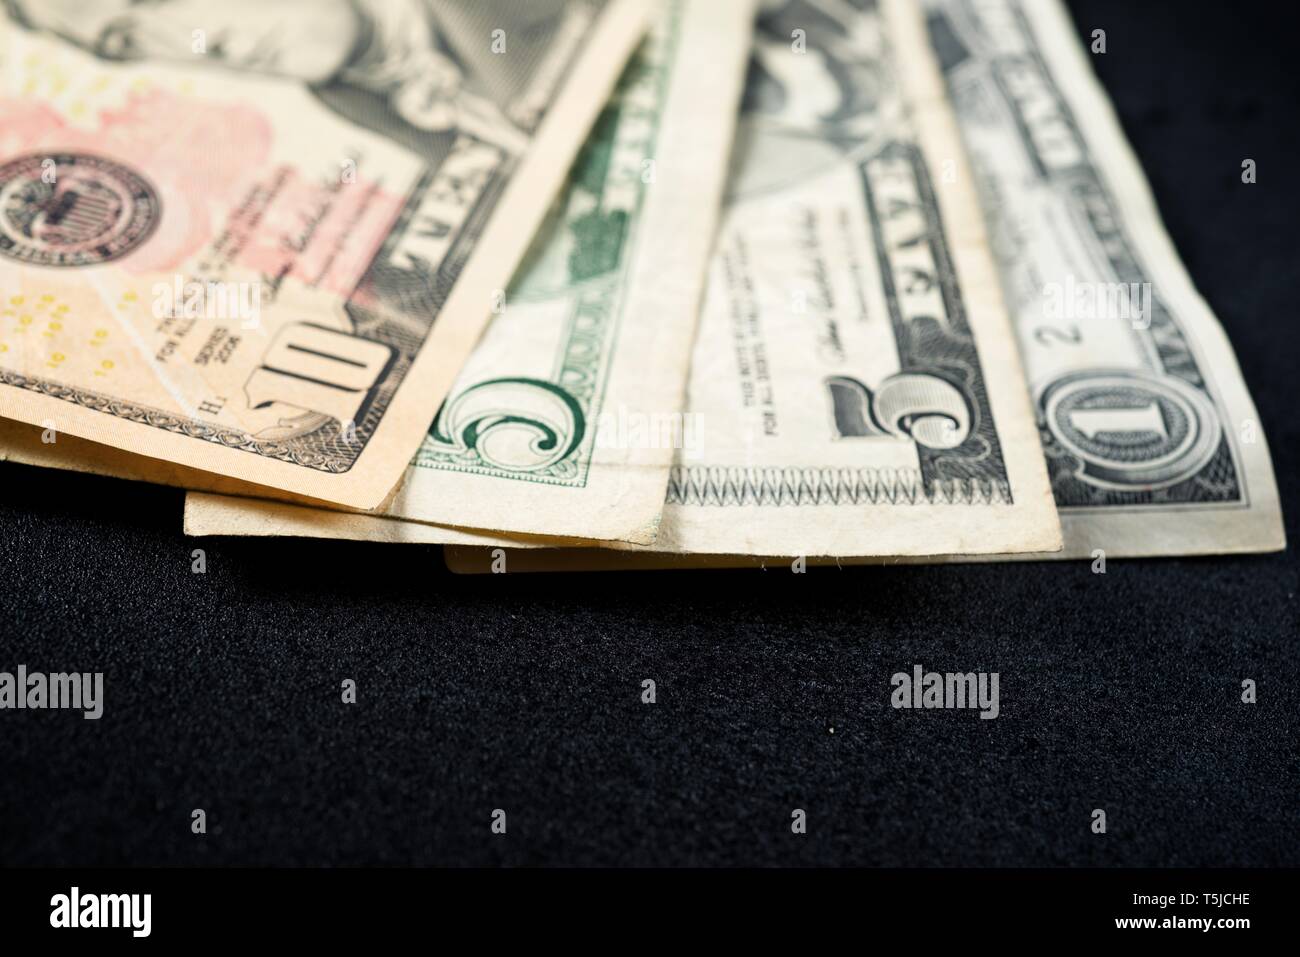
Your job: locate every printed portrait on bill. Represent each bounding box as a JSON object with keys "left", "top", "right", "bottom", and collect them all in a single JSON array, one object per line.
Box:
[
  {"left": 1, "top": 0, "right": 593, "bottom": 157},
  {"left": 734, "top": 0, "right": 885, "bottom": 197}
]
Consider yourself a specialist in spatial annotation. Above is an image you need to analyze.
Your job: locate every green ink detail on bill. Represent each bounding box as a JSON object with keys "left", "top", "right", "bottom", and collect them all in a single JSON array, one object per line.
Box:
[{"left": 414, "top": 3, "right": 683, "bottom": 486}]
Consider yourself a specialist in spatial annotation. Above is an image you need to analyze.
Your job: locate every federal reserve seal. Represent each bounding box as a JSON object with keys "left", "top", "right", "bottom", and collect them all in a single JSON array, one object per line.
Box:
[
  {"left": 0, "top": 152, "right": 160, "bottom": 267},
  {"left": 1041, "top": 368, "right": 1223, "bottom": 491}
]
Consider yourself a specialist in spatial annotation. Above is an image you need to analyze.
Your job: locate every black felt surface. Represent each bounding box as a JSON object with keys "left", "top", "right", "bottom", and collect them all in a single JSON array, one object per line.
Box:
[{"left": 1, "top": 1, "right": 1297, "bottom": 867}]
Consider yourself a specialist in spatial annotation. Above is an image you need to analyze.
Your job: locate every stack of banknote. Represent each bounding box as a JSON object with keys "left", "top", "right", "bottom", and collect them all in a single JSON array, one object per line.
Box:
[{"left": 0, "top": 0, "right": 1283, "bottom": 572}]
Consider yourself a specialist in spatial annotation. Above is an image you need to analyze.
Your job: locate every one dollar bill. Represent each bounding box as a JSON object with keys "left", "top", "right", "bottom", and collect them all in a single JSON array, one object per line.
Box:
[
  {"left": 186, "top": 0, "right": 1064, "bottom": 559},
  {"left": 0, "top": 0, "right": 649, "bottom": 509},
  {"left": 920, "top": 0, "right": 1283, "bottom": 558}
]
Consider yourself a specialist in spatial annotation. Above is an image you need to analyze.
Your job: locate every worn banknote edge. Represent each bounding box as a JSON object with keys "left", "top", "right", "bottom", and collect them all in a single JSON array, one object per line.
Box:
[
  {"left": 183, "top": 491, "right": 530, "bottom": 548},
  {"left": 439, "top": 536, "right": 1279, "bottom": 573},
  {"left": 0, "top": 0, "right": 651, "bottom": 511}
]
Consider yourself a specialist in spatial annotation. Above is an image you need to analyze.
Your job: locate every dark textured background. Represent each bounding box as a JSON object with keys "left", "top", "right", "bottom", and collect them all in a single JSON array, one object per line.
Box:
[{"left": 1, "top": 1, "right": 1297, "bottom": 867}]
